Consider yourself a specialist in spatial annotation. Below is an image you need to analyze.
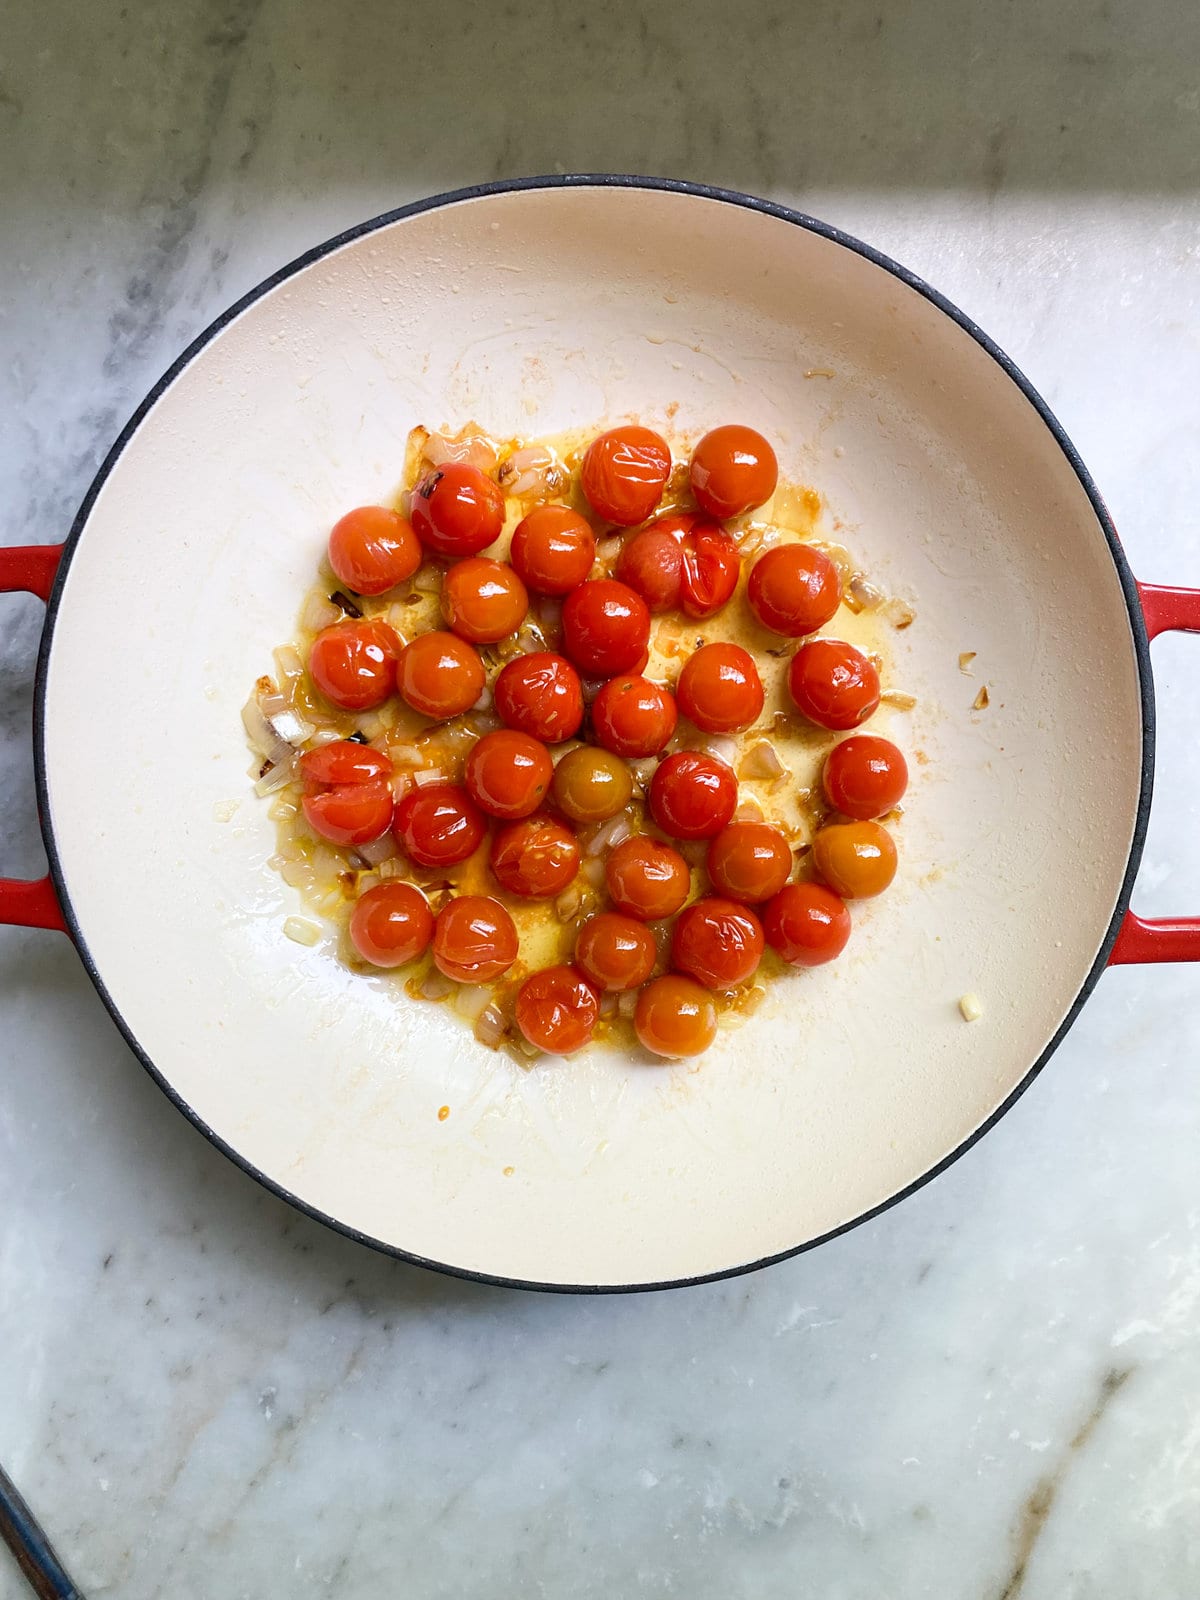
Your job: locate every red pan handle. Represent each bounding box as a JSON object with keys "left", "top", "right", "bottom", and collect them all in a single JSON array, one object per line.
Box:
[
  {"left": 1109, "top": 582, "right": 1200, "bottom": 965},
  {"left": 0, "top": 545, "right": 68, "bottom": 934}
]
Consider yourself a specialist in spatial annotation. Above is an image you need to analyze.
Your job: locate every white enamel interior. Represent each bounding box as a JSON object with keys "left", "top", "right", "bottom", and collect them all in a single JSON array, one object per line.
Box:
[{"left": 40, "top": 186, "right": 1144, "bottom": 1288}]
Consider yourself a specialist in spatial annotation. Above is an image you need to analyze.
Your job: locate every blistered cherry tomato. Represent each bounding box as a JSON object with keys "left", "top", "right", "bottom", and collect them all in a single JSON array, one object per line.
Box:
[
  {"left": 748, "top": 544, "right": 841, "bottom": 636},
  {"left": 551, "top": 746, "right": 633, "bottom": 824},
  {"left": 671, "top": 897, "right": 764, "bottom": 989},
  {"left": 515, "top": 966, "right": 600, "bottom": 1054},
  {"left": 679, "top": 523, "right": 741, "bottom": 619},
  {"left": 300, "top": 740, "right": 392, "bottom": 788},
  {"left": 441, "top": 558, "right": 528, "bottom": 644},
  {"left": 509, "top": 505, "right": 596, "bottom": 595},
  {"left": 635, "top": 974, "right": 718, "bottom": 1059},
  {"left": 394, "top": 782, "right": 486, "bottom": 867},
  {"left": 689, "top": 425, "right": 778, "bottom": 519},
  {"left": 591, "top": 675, "right": 677, "bottom": 758},
  {"left": 396, "top": 631, "right": 486, "bottom": 720},
  {"left": 615, "top": 516, "right": 689, "bottom": 611},
  {"left": 490, "top": 815, "right": 580, "bottom": 898},
  {"left": 707, "top": 823, "right": 792, "bottom": 904},
  {"left": 433, "top": 895, "right": 518, "bottom": 983},
  {"left": 575, "top": 912, "right": 656, "bottom": 993},
  {"left": 763, "top": 882, "right": 851, "bottom": 967},
  {"left": 349, "top": 882, "right": 434, "bottom": 968},
  {"left": 812, "top": 820, "right": 897, "bottom": 898},
  {"left": 494, "top": 652, "right": 584, "bottom": 743},
  {"left": 604, "top": 835, "right": 691, "bottom": 921},
  {"left": 788, "top": 638, "right": 881, "bottom": 730},
  {"left": 464, "top": 730, "right": 553, "bottom": 820},
  {"left": 561, "top": 580, "right": 651, "bottom": 677},
  {"left": 302, "top": 781, "right": 394, "bottom": 846},
  {"left": 581, "top": 426, "right": 672, "bottom": 526},
  {"left": 649, "top": 752, "right": 737, "bottom": 840},
  {"left": 410, "top": 463, "right": 505, "bottom": 557},
  {"left": 328, "top": 506, "right": 422, "bottom": 596},
  {"left": 309, "top": 619, "right": 402, "bottom": 711},
  {"left": 823, "top": 735, "right": 908, "bottom": 820},
  {"left": 677, "top": 642, "right": 764, "bottom": 734}
]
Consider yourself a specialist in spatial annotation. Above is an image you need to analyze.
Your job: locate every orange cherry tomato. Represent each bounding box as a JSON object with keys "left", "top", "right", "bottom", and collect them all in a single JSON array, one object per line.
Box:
[
  {"left": 441, "top": 558, "right": 528, "bottom": 644},
  {"left": 302, "top": 780, "right": 394, "bottom": 845},
  {"left": 823, "top": 735, "right": 908, "bottom": 820},
  {"left": 635, "top": 974, "right": 718, "bottom": 1059},
  {"left": 396, "top": 631, "right": 486, "bottom": 720},
  {"left": 671, "top": 896, "right": 764, "bottom": 989},
  {"left": 328, "top": 506, "right": 421, "bottom": 596},
  {"left": 575, "top": 912, "right": 656, "bottom": 992},
  {"left": 410, "top": 463, "right": 505, "bottom": 557},
  {"left": 788, "top": 638, "right": 881, "bottom": 730},
  {"left": 515, "top": 966, "right": 600, "bottom": 1054},
  {"left": 581, "top": 426, "right": 672, "bottom": 526},
  {"left": 394, "top": 782, "right": 486, "bottom": 867},
  {"left": 591, "top": 675, "right": 678, "bottom": 758},
  {"left": 763, "top": 882, "right": 850, "bottom": 967},
  {"left": 433, "top": 895, "right": 518, "bottom": 983},
  {"left": 604, "top": 835, "right": 691, "bottom": 921},
  {"left": 648, "top": 751, "right": 737, "bottom": 840},
  {"left": 309, "top": 619, "right": 402, "bottom": 711},
  {"left": 811, "top": 820, "right": 897, "bottom": 898},
  {"left": 494, "top": 651, "right": 584, "bottom": 743},
  {"left": 562, "top": 579, "right": 651, "bottom": 678},
  {"left": 614, "top": 516, "right": 688, "bottom": 612},
  {"left": 464, "top": 730, "right": 553, "bottom": 820},
  {"left": 689, "top": 425, "right": 778, "bottom": 519},
  {"left": 679, "top": 523, "right": 741, "bottom": 619},
  {"left": 349, "top": 882, "right": 434, "bottom": 968},
  {"left": 490, "top": 815, "right": 580, "bottom": 898},
  {"left": 748, "top": 544, "right": 841, "bottom": 636},
  {"left": 706, "top": 823, "right": 792, "bottom": 904},
  {"left": 509, "top": 505, "right": 596, "bottom": 595},
  {"left": 676, "top": 642, "right": 764, "bottom": 733},
  {"left": 551, "top": 746, "right": 633, "bottom": 824},
  {"left": 300, "top": 740, "right": 392, "bottom": 788}
]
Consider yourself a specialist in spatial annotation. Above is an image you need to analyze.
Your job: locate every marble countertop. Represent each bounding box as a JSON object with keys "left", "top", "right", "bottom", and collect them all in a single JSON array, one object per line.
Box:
[{"left": 4, "top": 2, "right": 1200, "bottom": 1595}]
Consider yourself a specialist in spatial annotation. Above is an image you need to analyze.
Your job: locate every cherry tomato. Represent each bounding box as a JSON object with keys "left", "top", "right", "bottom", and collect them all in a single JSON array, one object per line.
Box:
[
  {"left": 494, "top": 652, "right": 584, "bottom": 743},
  {"left": 394, "top": 782, "right": 486, "bottom": 867},
  {"left": 490, "top": 815, "right": 580, "bottom": 898},
  {"left": 551, "top": 746, "right": 633, "bottom": 824},
  {"left": 441, "top": 558, "right": 528, "bottom": 644},
  {"left": 433, "top": 895, "right": 518, "bottom": 983},
  {"left": 581, "top": 426, "right": 672, "bottom": 525},
  {"left": 823, "top": 735, "right": 908, "bottom": 820},
  {"left": 302, "top": 780, "right": 394, "bottom": 846},
  {"left": 327, "top": 505, "right": 422, "bottom": 596},
  {"left": 748, "top": 544, "right": 841, "bottom": 636},
  {"left": 679, "top": 523, "right": 741, "bottom": 619},
  {"left": 689, "top": 425, "right": 778, "bottom": 519},
  {"left": 396, "top": 631, "right": 486, "bottom": 720},
  {"left": 410, "top": 463, "right": 505, "bottom": 557},
  {"left": 515, "top": 965, "right": 600, "bottom": 1054},
  {"left": 349, "top": 882, "right": 434, "bottom": 968},
  {"left": 763, "top": 882, "right": 850, "bottom": 967},
  {"left": 614, "top": 516, "right": 689, "bottom": 612},
  {"left": 707, "top": 823, "right": 792, "bottom": 904},
  {"left": 509, "top": 505, "right": 596, "bottom": 595},
  {"left": 676, "top": 642, "right": 764, "bottom": 734},
  {"left": 605, "top": 835, "right": 691, "bottom": 921},
  {"left": 300, "top": 740, "right": 392, "bottom": 788},
  {"left": 671, "top": 897, "right": 764, "bottom": 989},
  {"left": 811, "top": 820, "right": 897, "bottom": 898},
  {"left": 309, "top": 619, "right": 402, "bottom": 711},
  {"left": 648, "top": 752, "right": 737, "bottom": 840},
  {"left": 635, "top": 974, "right": 717, "bottom": 1059},
  {"left": 591, "top": 675, "right": 678, "bottom": 758},
  {"left": 464, "top": 730, "right": 553, "bottom": 820},
  {"left": 788, "top": 638, "right": 881, "bottom": 731},
  {"left": 561, "top": 580, "right": 651, "bottom": 677},
  {"left": 575, "top": 912, "right": 656, "bottom": 993}
]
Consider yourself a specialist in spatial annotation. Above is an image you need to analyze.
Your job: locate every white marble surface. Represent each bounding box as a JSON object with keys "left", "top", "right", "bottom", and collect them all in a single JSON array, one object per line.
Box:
[{"left": 3, "top": 1, "right": 1200, "bottom": 1594}]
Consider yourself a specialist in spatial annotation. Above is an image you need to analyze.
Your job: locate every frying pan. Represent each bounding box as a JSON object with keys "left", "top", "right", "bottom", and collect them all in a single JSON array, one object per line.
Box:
[{"left": 4, "top": 176, "right": 1197, "bottom": 1293}]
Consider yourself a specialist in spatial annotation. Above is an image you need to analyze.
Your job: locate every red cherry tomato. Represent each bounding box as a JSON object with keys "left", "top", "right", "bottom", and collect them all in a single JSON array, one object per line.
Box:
[
  {"left": 575, "top": 912, "right": 657, "bottom": 992},
  {"left": 763, "top": 882, "right": 851, "bottom": 967},
  {"left": 561, "top": 580, "right": 651, "bottom": 678},
  {"left": 493, "top": 652, "right": 584, "bottom": 743},
  {"left": 591, "top": 675, "right": 678, "bottom": 758},
  {"left": 811, "top": 821, "right": 897, "bottom": 898},
  {"left": 515, "top": 966, "right": 600, "bottom": 1054},
  {"left": 490, "top": 815, "right": 580, "bottom": 898},
  {"left": 788, "top": 638, "right": 881, "bottom": 730},
  {"left": 748, "top": 544, "right": 841, "bottom": 636},
  {"left": 676, "top": 643, "right": 764, "bottom": 734},
  {"left": 349, "top": 882, "right": 434, "bottom": 968},
  {"left": 394, "top": 782, "right": 486, "bottom": 867},
  {"left": 433, "top": 895, "right": 518, "bottom": 983},
  {"left": 581, "top": 426, "right": 672, "bottom": 526},
  {"left": 464, "top": 730, "right": 554, "bottom": 820},
  {"left": 823, "top": 735, "right": 908, "bottom": 820},
  {"left": 302, "top": 780, "right": 394, "bottom": 846},
  {"left": 309, "top": 619, "right": 402, "bottom": 711},
  {"left": 509, "top": 505, "right": 596, "bottom": 595},
  {"left": 679, "top": 523, "right": 741, "bottom": 619},
  {"left": 441, "top": 558, "right": 528, "bottom": 644},
  {"left": 706, "top": 823, "right": 792, "bottom": 904},
  {"left": 689, "top": 425, "right": 778, "bottom": 519},
  {"left": 604, "top": 835, "right": 691, "bottom": 921},
  {"left": 635, "top": 974, "right": 717, "bottom": 1059},
  {"left": 648, "top": 752, "right": 737, "bottom": 840},
  {"left": 328, "top": 506, "right": 422, "bottom": 596},
  {"left": 300, "top": 740, "right": 392, "bottom": 788},
  {"left": 396, "top": 631, "right": 486, "bottom": 720},
  {"left": 614, "top": 517, "right": 689, "bottom": 612},
  {"left": 671, "top": 897, "right": 764, "bottom": 989},
  {"left": 410, "top": 463, "right": 505, "bottom": 557}
]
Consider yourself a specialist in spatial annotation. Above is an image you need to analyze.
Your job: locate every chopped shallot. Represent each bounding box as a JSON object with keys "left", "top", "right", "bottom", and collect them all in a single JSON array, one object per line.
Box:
[
  {"left": 283, "top": 916, "right": 320, "bottom": 946},
  {"left": 475, "top": 1003, "right": 507, "bottom": 1048},
  {"left": 497, "top": 443, "right": 560, "bottom": 498},
  {"left": 454, "top": 984, "right": 493, "bottom": 1022},
  {"left": 357, "top": 834, "right": 397, "bottom": 866},
  {"left": 739, "top": 741, "right": 785, "bottom": 781},
  {"left": 421, "top": 429, "right": 500, "bottom": 475},
  {"left": 584, "top": 812, "right": 633, "bottom": 857},
  {"left": 700, "top": 735, "right": 739, "bottom": 766},
  {"left": 301, "top": 592, "right": 342, "bottom": 633}
]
